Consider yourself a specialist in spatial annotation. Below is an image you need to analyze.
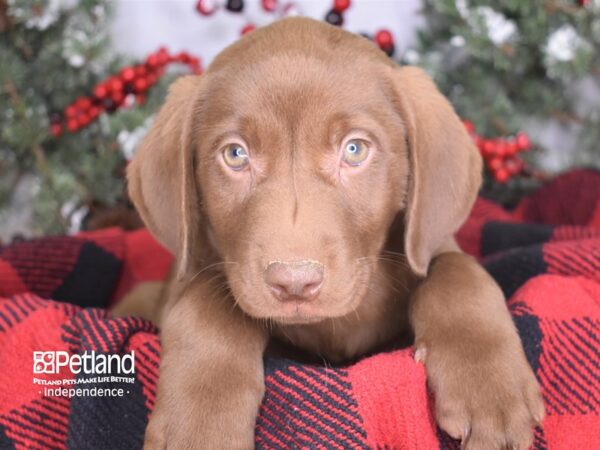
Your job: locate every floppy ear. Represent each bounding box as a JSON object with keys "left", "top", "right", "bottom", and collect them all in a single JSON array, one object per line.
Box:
[
  {"left": 392, "top": 66, "right": 482, "bottom": 276},
  {"left": 127, "top": 75, "right": 203, "bottom": 278}
]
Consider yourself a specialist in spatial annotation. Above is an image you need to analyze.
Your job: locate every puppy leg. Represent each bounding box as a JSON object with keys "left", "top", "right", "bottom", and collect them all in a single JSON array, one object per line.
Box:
[
  {"left": 410, "top": 252, "right": 544, "bottom": 450},
  {"left": 145, "top": 274, "right": 268, "bottom": 450}
]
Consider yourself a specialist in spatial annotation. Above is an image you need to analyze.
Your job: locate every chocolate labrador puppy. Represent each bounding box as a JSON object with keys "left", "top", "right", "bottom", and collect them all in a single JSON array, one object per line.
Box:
[{"left": 127, "top": 17, "right": 544, "bottom": 450}]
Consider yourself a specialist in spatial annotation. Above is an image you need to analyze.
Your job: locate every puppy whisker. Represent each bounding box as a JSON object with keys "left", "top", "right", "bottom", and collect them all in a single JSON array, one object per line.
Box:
[{"left": 188, "top": 261, "right": 239, "bottom": 284}]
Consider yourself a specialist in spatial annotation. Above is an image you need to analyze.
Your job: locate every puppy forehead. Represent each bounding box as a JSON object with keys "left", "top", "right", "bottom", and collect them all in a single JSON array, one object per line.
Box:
[{"left": 202, "top": 53, "right": 391, "bottom": 135}]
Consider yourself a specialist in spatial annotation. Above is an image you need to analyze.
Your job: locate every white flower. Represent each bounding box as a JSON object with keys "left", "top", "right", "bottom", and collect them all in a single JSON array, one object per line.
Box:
[
  {"left": 404, "top": 49, "right": 420, "bottom": 64},
  {"left": 68, "top": 54, "right": 85, "bottom": 67},
  {"left": 455, "top": 0, "right": 469, "bottom": 19},
  {"left": 546, "top": 25, "right": 586, "bottom": 62},
  {"left": 450, "top": 35, "right": 466, "bottom": 47},
  {"left": 476, "top": 7, "right": 517, "bottom": 46},
  {"left": 458, "top": 4, "right": 517, "bottom": 45}
]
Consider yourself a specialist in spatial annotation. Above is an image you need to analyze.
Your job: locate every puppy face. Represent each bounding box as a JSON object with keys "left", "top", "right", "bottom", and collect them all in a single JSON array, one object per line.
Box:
[
  {"left": 128, "top": 18, "right": 481, "bottom": 326},
  {"left": 195, "top": 54, "right": 408, "bottom": 323}
]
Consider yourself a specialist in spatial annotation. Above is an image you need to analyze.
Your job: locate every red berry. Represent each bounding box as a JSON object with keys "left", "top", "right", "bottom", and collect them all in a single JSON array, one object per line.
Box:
[
  {"left": 75, "top": 97, "right": 92, "bottom": 111},
  {"left": 78, "top": 113, "right": 90, "bottom": 127},
  {"left": 147, "top": 74, "right": 158, "bottom": 86},
  {"left": 494, "top": 168, "right": 510, "bottom": 184},
  {"left": 463, "top": 120, "right": 475, "bottom": 134},
  {"left": 65, "top": 105, "right": 78, "bottom": 118},
  {"left": 495, "top": 140, "right": 507, "bottom": 157},
  {"left": 488, "top": 157, "right": 503, "bottom": 171},
  {"left": 189, "top": 56, "right": 200, "bottom": 68},
  {"left": 196, "top": 0, "right": 218, "bottom": 15},
  {"left": 134, "top": 77, "right": 148, "bottom": 93},
  {"left": 146, "top": 54, "right": 160, "bottom": 69},
  {"left": 121, "top": 67, "right": 136, "bottom": 83},
  {"left": 374, "top": 29, "right": 393, "bottom": 49},
  {"left": 505, "top": 158, "right": 524, "bottom": 175},
  {"left": 111, "top": 90, "right": 125, "bottom": 105},
  {"left": 241, "top": 24, "right": 256, "bottom": 35},
  {"left": 334, "top": 0, "right": 351, "bottom": 12},
  {"left": 157, "top": 48, "right": 169, "bottom": 66},
  {"left": 135, "top": 65, "right": 147, "bottom": 78},
  {"left": 108, "top": 77, "right": 124, "bottom": 92},
  {"left": 261, "top": 0, "right": 277, "bottom": 12},
  {"left": 506, "top": 140, "right": 518, "bottom": 156},
  {"left": 66, "top": 118, "right": 79, "bottom": 132},
  {"left": 89, "top": 106, "right": 100, "bottom": 119},
  {"left": 93, "top": 84, "right": 108, "bottom": 99},
  {"left": 515, "top": 132, "right": 530, "bottom": 151},
  {"left": 482, "top": 140, "right": 496, "bottom": 158},
  {"left": 176, "top": 52, "right": 191, "bottom": 63},
  {"left": 50, "top": 124, "right": 62, "bottom": 137}
]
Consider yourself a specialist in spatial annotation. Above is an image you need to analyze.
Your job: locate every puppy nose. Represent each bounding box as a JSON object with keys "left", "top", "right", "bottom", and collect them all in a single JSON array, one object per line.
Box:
[{"left": 265, "top": 261, "right": 324, "bottom": 302}]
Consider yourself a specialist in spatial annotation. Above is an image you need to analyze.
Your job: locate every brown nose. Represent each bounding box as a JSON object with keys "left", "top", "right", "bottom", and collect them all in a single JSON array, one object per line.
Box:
[{"left": 265, "top": 261, "right": 324, "bottom": 302}]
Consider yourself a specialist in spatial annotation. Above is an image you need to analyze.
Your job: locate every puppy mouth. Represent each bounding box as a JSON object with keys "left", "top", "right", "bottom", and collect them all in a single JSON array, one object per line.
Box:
[
  {"left": 251, "top": 261, "right": 372, "bottom": 325},
  {"left": 267, "top": 298, "right": 334, "bottom": 325},
  {"left": 226, "top": 256, "right": 373, "bottom": 325}
]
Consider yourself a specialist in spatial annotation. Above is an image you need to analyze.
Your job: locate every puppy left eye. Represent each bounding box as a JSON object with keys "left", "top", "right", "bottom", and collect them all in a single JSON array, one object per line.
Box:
[
  {"left": 342, "top": 139, "right": 370, "bottom": 166},
  {"left": 222, "top": 143, "right": 250, "bottom": 170}
]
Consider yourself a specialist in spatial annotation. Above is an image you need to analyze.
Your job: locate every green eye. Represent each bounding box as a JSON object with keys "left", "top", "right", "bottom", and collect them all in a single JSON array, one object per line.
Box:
[
  {"left": 222, "top": 144, "right": 249, "bottom": 170},
  {"left": 342, "top": 139, "right": 370, "bottom": 166}
]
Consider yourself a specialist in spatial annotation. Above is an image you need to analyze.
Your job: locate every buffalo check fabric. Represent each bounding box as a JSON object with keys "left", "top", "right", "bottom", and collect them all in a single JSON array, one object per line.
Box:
[{"left": 0, "top": 169, "right": 599, "bottom": 449}]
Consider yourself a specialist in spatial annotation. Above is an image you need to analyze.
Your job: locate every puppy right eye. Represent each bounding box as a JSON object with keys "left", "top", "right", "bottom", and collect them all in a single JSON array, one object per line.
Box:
[
  {"left": 342, "top": 139, "right": 370, "bottom": 166},
  {"left": 222, "top": 144, "right": 250, "bottom": 170}
]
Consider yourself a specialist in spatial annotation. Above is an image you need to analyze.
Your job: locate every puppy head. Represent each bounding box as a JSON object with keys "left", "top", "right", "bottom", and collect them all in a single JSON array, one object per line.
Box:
[{"left": 128, "top": 18, "right": 481, "bottom": 324}]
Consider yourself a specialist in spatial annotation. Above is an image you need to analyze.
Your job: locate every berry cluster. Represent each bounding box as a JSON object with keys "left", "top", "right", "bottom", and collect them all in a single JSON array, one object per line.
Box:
[
  {"left": 195, "top": 0, "right": 311, "bottom": 35},
  {"left": 50, "top": 48, "right": 202, "bottom": 136},
  {"left": 463, "top": 120, "right": 531, "bottom": 183},
  {"left": 195, "top": 0, "right": 275, "bottom": 17},
  {"left": 324, "top": 0, "right": 394, "bottom": 56},
  {"left": 195, "top": 0, "right": 395, "bottom": 55}
]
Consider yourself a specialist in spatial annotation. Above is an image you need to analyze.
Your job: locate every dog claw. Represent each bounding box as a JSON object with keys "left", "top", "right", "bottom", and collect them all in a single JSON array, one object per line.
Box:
[
  {"left": 460, "top": 425, "right": 471, "bottom": 449},
  {"left": 414, "top": 347, "right": 427, "bottom": 363}
]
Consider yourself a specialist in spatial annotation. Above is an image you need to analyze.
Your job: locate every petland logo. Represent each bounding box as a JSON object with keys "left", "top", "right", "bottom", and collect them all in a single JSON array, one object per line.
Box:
[{"left": 33, "top": 351, "right": 135, "bottom": 375}]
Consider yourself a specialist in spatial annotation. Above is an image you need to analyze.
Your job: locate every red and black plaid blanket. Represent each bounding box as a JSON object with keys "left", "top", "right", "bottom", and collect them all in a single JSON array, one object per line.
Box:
[{"left": 0, "top": 169, "right": 599, "bottom": 449}]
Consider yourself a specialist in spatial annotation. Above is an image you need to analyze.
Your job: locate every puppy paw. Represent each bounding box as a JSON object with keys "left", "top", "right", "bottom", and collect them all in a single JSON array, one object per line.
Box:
[
  {"left": 143, "top": 372, "right": 262, "bottom": 450},
  {"left": 419, "top": 341, "right": 545, "bottom": 450}
]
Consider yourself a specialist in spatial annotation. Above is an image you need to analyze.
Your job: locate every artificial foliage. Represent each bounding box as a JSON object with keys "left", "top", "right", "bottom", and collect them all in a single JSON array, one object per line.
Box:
[
  {"left": 0, "top": 0, "right": 181, "bottom": 235},
  {"left": 1, "top": 0, "right": 599, "bottom": 236},
  {"left": 407, "top": 0, "right": 600, "bottom": 202}
]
